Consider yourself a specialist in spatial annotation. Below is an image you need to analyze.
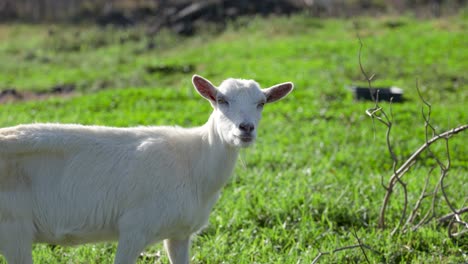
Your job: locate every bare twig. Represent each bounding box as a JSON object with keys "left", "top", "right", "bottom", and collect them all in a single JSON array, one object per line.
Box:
[
  {"left": 378, "top": 124, "right": 468, "bottom": 228},
  {"left": 404, "top": 167, "right": 434, "bottom": 229},
  {"left": 358, "top": 35, "right": 397, "bottom": 197},
  {"left": 311, "top": 243, "right": 378, "bottom": 264},
  {"left": 356, "top": 37, "right": 468, "bottom": 235},
  {"left": 438, "top": 207, "right": 468, "bottom": 224},
  {"left": 356, "top": 35, "right": 375, "bottom": 100},
  {"left": 351, "top": 228, "right": 371, "bottom": 263},
  {"left": 416, "top": 81, "right": 438, "bottom": 136},
  {"left": 357, "top": 29, "right": 467, "bottom": 239}
]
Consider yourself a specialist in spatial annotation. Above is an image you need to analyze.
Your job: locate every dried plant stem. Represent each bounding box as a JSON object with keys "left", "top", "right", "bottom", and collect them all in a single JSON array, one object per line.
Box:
[
  {"left": 378, "top": 124, "right": 468, "bottom": 228},
  {"left": 404, "top": 168, "right": 433, "bottom": 228},
  {"left": 357, "top": 28, "right": 466, "bottom": 241},
  {"left": 438, "top": 207, "right": 468, "bottom": 224},
  {"left": 311, "top": 243, "right": 378, "bottom": 264}
]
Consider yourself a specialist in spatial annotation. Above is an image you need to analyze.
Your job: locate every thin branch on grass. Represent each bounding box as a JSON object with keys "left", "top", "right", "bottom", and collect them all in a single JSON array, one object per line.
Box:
[
  {"left": 311, "top": 244, "right": 377, "bottom": 264},
  {"left": 438, "top": 207, "right": 468, "bottom": 224},
  {"left": 311, "top": 227, "right": 380, "bottom": 263},
  {"left": 357, "top": 35, "right": 408, "bottom": 230},
  {"left": 358, "top": 37, "right": 397, "bottom": 196},
  {"left": 351, "top": 227, "right": 371, "bottom": 263},
  {"left": 416, "top": 81, "right": 437, "bottom": 136},
  {"left": 311, "top": 244, "right": 363, "bottom": 264},
  {"left": 376, "top": 100, "right": 467, "bottom": 228},
  {"left": 379, "top": 124, "right": 468, "bottom": 229},
  {"left": 404, "top": 167, "right": 433, "bottom": 228},
  {"left": 357, "top": 36, "right": 468, "bottom": 235}
]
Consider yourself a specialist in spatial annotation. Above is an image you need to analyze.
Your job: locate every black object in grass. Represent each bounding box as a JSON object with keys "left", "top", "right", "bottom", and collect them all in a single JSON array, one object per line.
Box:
[{"left": 348, "top": 86, "right": 404, "bottom": 102}]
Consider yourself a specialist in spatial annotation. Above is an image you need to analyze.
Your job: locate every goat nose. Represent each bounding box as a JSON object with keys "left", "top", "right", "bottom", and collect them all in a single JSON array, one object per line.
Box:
[{"left": 239, "top": 122, "right": 255, "bottom": 133}]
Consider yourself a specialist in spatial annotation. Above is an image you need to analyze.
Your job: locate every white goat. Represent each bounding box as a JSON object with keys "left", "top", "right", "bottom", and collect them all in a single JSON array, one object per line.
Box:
[{"left": 0, "top": 75, "right": 293, "bottom": 264}]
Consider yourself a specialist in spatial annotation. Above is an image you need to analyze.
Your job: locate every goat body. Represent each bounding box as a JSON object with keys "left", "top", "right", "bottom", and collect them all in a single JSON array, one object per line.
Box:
[{"left": 0, "top": 75, "right": 293, "bottom": 264}]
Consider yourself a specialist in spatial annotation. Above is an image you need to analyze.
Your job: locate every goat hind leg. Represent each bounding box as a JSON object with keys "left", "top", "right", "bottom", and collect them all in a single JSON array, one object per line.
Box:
[{"left": 0, "top": 221, "right": 33, "bottom": 264}]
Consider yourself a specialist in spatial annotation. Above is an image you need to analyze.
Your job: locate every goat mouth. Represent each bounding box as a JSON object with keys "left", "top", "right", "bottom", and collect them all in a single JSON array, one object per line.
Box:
[{"left": 236, "top": 135, "right": 254, "bottom": 143}]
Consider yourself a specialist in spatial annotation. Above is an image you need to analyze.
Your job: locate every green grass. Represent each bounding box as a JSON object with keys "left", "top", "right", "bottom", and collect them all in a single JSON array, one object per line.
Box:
[{"left": 0, "top": 14, "right": 467, "bottom": 263}]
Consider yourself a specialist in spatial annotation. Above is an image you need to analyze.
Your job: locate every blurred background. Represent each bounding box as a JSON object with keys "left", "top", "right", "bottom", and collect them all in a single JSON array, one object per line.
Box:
[
  {"left": 0, "top": 1, "right": 467, "bottom": 263},
  {"left": 1, "top": 0, "right": 467, "bottom": 32}
]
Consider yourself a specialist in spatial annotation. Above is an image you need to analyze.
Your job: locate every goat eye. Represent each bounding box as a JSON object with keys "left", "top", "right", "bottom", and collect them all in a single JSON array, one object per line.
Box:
[
  {"left": 217, "top": 98, "right": 228, "bottom": 105},
  {"left": 257, "top": 102, "right": 265, "bottom": 109}
]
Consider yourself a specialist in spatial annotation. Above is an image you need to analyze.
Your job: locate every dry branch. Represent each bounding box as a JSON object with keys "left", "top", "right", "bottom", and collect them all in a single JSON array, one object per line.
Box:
[
  {"left": 356, "top": 34, "right": 467, "bottom": 237},
  {"left": 311, "top": 227, "right": 379, "bottom": 263},
  {"left": 378, "top": 124, "right": 468, "bottom": 229},
  {"left": 311, "top": 244, "right": 377, "bottom": 264},
  {"left": 438, "top": 206, "right": 468, "bottom": 224}
]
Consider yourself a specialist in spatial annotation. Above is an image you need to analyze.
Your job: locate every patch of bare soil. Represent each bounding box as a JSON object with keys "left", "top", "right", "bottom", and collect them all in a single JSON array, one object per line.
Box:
[{"left": 0, "top": 84, "right": 76, "bottom": 104}]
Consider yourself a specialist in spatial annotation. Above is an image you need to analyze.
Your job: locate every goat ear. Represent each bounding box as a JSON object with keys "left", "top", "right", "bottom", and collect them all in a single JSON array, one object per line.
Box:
[
  {"left": 192, "top": 75, "right": 217, "bottom": 102},
  {"left": 263, "top": 82, "right": 294, "bottom": 103}
]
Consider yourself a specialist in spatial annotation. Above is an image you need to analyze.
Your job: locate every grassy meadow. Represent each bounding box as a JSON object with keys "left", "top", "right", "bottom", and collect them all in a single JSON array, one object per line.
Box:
[{"left": 0, "top": 13, "right": 467, "bottom": 263}]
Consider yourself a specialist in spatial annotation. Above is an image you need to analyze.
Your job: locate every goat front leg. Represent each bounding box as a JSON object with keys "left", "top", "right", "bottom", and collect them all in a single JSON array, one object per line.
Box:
[
  {"left": 164, "top": 238, "right": 191, "bottom": 264},
  {"left": 113, "top": 232, "right": 148, "bottom": 264}
]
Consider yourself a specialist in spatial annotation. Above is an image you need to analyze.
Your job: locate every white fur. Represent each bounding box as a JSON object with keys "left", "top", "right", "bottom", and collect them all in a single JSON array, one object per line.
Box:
[{"left": 0, "top": 75, "right": 293, "bottom": 264}]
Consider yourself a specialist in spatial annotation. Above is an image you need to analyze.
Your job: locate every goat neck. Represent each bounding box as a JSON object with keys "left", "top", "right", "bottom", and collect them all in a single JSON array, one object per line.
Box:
[{"left": 196, "top": 114, "right": 239, "bottom": 200}]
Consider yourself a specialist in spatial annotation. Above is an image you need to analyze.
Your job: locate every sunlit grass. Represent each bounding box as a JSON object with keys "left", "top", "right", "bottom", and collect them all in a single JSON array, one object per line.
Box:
[{"left": 0, "top": 14, "right": 466, "bottom": 263}]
